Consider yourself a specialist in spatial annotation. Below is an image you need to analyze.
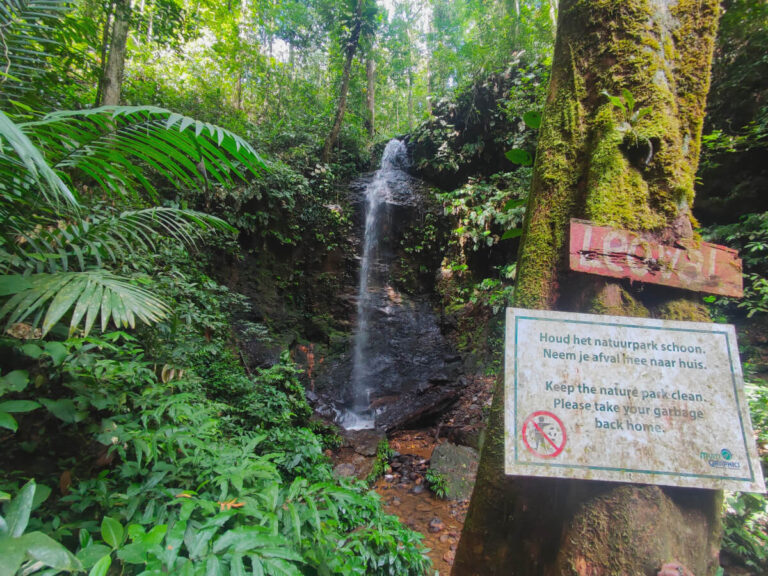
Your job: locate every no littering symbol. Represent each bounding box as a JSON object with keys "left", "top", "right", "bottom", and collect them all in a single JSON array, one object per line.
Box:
[{"left": 522, "top": 411, "right": 567, "bottom": 458}]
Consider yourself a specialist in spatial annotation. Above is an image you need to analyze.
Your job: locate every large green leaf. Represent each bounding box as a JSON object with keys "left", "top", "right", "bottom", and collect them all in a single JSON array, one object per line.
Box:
[
  {"left": 88, "top": 554, "right": 112, "bottom": 576},
  {"left": 5, "top": 479, "right": 35, "bottom": 537},
  {"left": 0, "top": 110, "right": 77, "bottom": 208},
  {"left": 0, "top": 400, "right": 40, "bottom": 413},
  {"left": 0, "top": 370, "right": 29, "bottom": 393},
  {"left": 76, "top": 544, "right": 112, "bottom": 570},
  {"left": 0, "top": 275, "right": 32, "bottom": 296},
  {"left": 43, "top": 341, "right": 68, "bottom": 365},
  {"left": 5, "top": 207, "right": 235, "bottom": 275},
  {"left": 101, "top": 516, "right": 124, "bottom": 549},
  {"left": 0, "top": 271, "right": 170, "bottom": 336},
  {"left": 0, "top": 536, "right": 25, "bottom": 576},
  {"left": 0, "top": 412, "right": 18, "bottom": 432},
  {"left": 505, "top": 148, "right": 533, "bottom": 166},
  {"left": 19, "top": 531, "right": 82, "bottom": 571},
  {"left": 21, "top": 106, "right": 265, "bottom": 202},
  {"left": 39, "top": 398, "right": 85, "bottom": 423},
  {"left": 522, "top": 110, "right": 542, "bottom": 129}
]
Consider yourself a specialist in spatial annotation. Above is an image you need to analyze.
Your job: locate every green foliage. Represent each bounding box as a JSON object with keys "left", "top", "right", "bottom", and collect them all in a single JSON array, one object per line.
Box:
[
  {"left": 602, "top": 89, "right": 654, "bottom": 164},
  {"left": 366, "top": 440, "right": 395, "bottom": 484},
  {"left": 411, "top": 60, "right": 548, "bottom": 188},
  {"left": 703, "top": 212, "right": 768, "bottom": 318},
  {"left": 701, "top": 222, "right": 768, "bottom": 571},
  {"left": 0, "top": 0, "right": 96, "bottom": 110},
  {"left": 424, "top": 469, "right": 447, "bottom": 500},
  {"left": 0, "top": 480, "right": 82, "bottom": 575},
  {"left": 0, "top": 227, "right": 432, "bottom": 575},
  {"left": 439, "top": 171, "right": 529, "bottom": 252},
  {"left": 469, "top": 276, "right": 516, "bottom": 316},
  {"left": 505, "top": 148, "right": 533, "bottom": 166},
  {"left": 601, "top": 88, "right": 652, "bottom": 128},
  {"left": 0, "top": 102, "right": 262, "bottom": 339},
  {"left": 0, "top": 320, "right": 432, "bottom": 575},
  {"left": 425, "top": 0, "right": 554, "bottom": 103},
  {"left": 0, "top": 271, "right": 169, "bottom": 338},
  {"left": 696, "top": 0, "right": 768, "bottom": 223},
  {"left": 723, "top": 490, "right": 768, "bottom": 572},
  {"left": 522, "top": 110, "right": 542, "bottom": 130},
  {"left": 14, "top": 106, "right": 264, "bottom": 200},
  {"left": 0, "top": 369, "right": 35, "bottom": 431}
]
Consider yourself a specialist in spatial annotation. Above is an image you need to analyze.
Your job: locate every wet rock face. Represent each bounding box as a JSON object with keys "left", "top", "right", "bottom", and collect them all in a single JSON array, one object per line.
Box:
[
  {"left": 312, "top": 283, "right": 462, "bottom": 432},
  {"left": 342, "top": 428, "right": 386, "bottom": 457},
  {"left": 312, "top": 153, "right": 462, "bottom": 431}
]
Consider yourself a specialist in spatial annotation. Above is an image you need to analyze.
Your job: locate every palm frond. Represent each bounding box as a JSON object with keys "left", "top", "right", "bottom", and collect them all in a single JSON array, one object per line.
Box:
[
  {"left": 0, "top": 271, "right": 170, "bottom": 337},
  {"left": 0, "top": 110, "right": 78, "bottom": 209},
  {"left": 0, "top": 106, "right": 263, "bottom": 339},
  {"left": 21, "top": 106, "right": 266, "bottom": 202},
  {"left": 0, "top": 0, "right": 77, "bottom": 104},
  {"left": 2, "top": 207, "right": 236, "bottom": 274}
]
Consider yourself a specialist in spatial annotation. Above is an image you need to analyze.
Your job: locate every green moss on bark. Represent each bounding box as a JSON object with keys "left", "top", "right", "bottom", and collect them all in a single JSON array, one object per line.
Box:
[
  {"left": 514, "top": 0, "right": 719, "bottom": 310},
  {"left": 514, "top": 68, "right": 585, "bottom": 309},
  {"left": 455, "top": 1, "right": 723, "bottom": 574},
  {"left": 656, "top": 298, "right": 711, "bottom": 322},
  {"left": 584, "top": 107, "right": 663, "bottom": 229},
  {"left": 590, "top": 284, "right": 650, "bottom": 317}
]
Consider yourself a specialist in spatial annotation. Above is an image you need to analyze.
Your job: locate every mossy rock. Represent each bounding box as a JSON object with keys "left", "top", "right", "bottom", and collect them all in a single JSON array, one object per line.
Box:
[{"left": 430, "top": 442, "right": 480, "bottom": 501}]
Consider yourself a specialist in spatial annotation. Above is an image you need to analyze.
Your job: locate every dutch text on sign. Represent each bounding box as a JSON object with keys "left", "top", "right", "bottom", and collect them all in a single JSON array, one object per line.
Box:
[{"left": 504, "top": 308, "right": 765, "bottom": 492}]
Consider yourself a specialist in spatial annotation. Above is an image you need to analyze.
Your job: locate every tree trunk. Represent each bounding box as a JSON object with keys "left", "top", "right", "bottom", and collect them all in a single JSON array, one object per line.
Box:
[
  {"left": 548, "top": 0, "right": 557, "bottom": 37},
  {"left": 407, "top": 68, "right": 414, "bottom": 131},
  {"left": 322, "top": 0, "right": 364, "bottom": 163},
  {"left": 95, "top": 1, "right": 114, "bottom": 107},
  {"left": 366, "top": 57, "right": 376, "bottom": 137},
  {"left": 453, "top": 1, "right": 722, "bottom": 575},
  {"left": 100, "top": 0, "right": 131, "bottom": 106}
]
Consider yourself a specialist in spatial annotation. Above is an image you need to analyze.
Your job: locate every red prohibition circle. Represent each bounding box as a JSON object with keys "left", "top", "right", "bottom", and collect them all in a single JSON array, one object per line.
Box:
[{"left": 522, "top": 410, "right": 567, "bottom": 458}]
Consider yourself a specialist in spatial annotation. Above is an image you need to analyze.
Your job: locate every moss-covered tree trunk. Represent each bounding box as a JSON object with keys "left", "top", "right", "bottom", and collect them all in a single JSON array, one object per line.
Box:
[{"left": 452, "top": 1, "right": 722, "bottom": 574}]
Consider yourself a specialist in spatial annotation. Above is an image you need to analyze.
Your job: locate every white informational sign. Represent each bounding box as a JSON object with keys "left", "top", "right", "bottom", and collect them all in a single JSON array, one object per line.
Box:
[{"left": 504, "top": 308, "right": 765, "bottom": 492}]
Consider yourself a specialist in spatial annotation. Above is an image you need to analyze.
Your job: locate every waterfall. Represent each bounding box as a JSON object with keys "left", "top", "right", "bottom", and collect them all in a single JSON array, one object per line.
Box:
[{"left": 340, "top": 139, "right": 409, "bottom": 430}]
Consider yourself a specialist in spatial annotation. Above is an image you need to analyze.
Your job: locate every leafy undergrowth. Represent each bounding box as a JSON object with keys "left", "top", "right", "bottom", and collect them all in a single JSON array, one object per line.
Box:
[
  {"left": 722, "top": 374, "right": 768, "bottom": 573},
  {"left": 0, "top": 251, "right": 431, "bottom": 576},
  {"left": 702, "top": 213, "right": 768, "bottom": 573}
]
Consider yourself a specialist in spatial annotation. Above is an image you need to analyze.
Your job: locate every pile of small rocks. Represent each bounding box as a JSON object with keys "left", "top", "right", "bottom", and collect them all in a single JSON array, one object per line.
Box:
[{"left": 381, "top": 452, "right": 429, "bottom": 493}]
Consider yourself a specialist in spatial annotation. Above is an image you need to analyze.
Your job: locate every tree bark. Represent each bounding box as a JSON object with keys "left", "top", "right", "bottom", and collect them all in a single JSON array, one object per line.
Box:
[
  {"left": 548, "top": 0, "right": 557, "bottom": 37},
  {"left": 95, "top": 1, "right": 114, "bottom": 107},
  {"left": 453, "top": 1, "right": 722, "bottom": 575},
  {"left": 322, "top": 0, "right": 364, "bottom": 163},
  {"left": 407, "top": 68, "right": 414, "bottom": 131},
  {"left": 366, "top": 57, "right": 376, "bottom": 137},
  {"left": 100, "top": 0, "right": 131, "bottom": 106}
]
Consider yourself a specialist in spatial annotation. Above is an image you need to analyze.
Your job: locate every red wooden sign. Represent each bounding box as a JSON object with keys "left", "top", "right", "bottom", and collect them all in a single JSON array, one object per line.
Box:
[{"left": 569, "top": 219, "right": 743, "bottom": 297}]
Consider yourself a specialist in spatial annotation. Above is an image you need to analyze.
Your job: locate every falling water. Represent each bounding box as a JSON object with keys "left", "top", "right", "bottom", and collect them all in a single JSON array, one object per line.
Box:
[{"left": 340, "top": 139, "right": 409, "bottom": 429}]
